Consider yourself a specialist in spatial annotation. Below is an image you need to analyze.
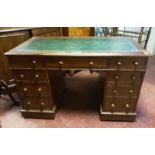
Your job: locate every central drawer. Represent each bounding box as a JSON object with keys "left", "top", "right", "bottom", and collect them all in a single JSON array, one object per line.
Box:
[{"left": 46, "top": 57, "right": 108, "bottom": 69}]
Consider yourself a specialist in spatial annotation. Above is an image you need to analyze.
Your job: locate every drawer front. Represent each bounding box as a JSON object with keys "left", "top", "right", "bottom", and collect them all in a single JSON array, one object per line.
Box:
[
  {"left": 110, "top": 57, "right": 147, "bottom": 70},
  {"left": 9, "top": 56, "right": 45, "bottom": 68},
  {"left": 106, "top": 71, "right": 143, "bottom": 84},
  {"left": 105, "top": 84, "right": 140, "bottom": 97},
  {"left": 103, "top": 97, "right": 137, "bottom": 113},
  {"left": 46, "top": 57, "right": 108, "bottom": 69},
  {"left": 21, "top": 97, "right": 52, "bottom": 110},
  {"left": 17, "top": 83, "right": 49, "bottom": 97},
  {"left": 13, "top": 70, "right": 48, "bottom": 82}
]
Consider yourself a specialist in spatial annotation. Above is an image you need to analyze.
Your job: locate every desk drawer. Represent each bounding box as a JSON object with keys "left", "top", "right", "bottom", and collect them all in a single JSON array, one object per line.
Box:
[
  {"left": 105, "top": 84, "right": 140, "bottom": 97},
  {"left": 103, "top": 97, "right": 137, "bottom": 113},
  {"left": 106, "top": 71, "right": 143, "bottom": 84},
  {"left": 17, "top": 83, "right": 50, "bottom": 97},
  {"left": 8, "top": 56, "right": 45, "bottom": 69},
  {"left": 46, "top": 57, "right": 108, "bottom": 69},
  {"left": 21, "top": 97, "right": 53, "bottom": 110},
  {"left": 13, "top": 70, "right": 48, "bottom": 82},
  {"left": 110, "top": 57, "right": 147, "bottom": 70}
]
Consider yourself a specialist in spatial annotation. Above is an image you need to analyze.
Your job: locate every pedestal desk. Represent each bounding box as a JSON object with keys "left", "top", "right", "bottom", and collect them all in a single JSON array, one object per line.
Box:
[{"left": 5, "top": 37, "right": 149, "bottom": 121}]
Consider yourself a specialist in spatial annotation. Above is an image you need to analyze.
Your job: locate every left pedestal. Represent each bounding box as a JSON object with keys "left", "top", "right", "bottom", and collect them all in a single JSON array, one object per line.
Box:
[{"left": 12, "top": 68, "right": 64, "bottom": 119}]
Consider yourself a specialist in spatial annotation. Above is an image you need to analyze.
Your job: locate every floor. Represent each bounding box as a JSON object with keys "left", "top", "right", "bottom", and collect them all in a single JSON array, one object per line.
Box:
[{"left": 0, "top": 56, "right": 155, "bottom": 128}]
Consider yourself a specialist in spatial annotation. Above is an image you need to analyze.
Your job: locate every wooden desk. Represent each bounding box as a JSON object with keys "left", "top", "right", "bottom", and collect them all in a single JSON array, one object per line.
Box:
[{"left": 5, "top": 37, "right": 149, "bottom": 121}]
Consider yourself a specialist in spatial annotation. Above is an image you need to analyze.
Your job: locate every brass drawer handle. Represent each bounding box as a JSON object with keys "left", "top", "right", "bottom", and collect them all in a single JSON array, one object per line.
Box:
[
  {"left": 27, "top": 101, "right": 31, "bottom": 110},
  {"left": 32, "top": 60, "right": 37, "bottom": 64},
  {"left": 20, "top": 74, "right": 24, "bottom": 78},
  {"left": 41, "top": 102, "right": 45, "bottom": 106},
  {"left": 38, "top": 88, "right": 42, "bottom": 92},
  {"left": 131, "top": 75, "right": 136, "bottom": 80},
  {"left": 113, "top": 90, "right": 117, "bottom": 94},
  {"left": 111, "top": 103, "right": 115, "bottom": 108},
  {"left": 23, "top": 88, "right": 28, "bottom": 92},
  {"left": 35, "top": 74, "right": 39, "bottom": 78},
  {"left": 32, "top": 60, "right": 37, "bottom": 68},
  {"left": 111, "top": 104, "right": 115, "bottom": 112},
  {"left": 126, "top": 104, "right": 130, "bottom": 113},
  {"left": 129, "top": 89, "right": 133, "bottom": 94},
  {"left": 114, "top": 75, "right": 119, "bottom": 79},
  {"left": 59, "top": 61, "right": 63, "bottom": 65},
  {"left": 134, "top": 61, "right": 139, "bottom": 66},
  {"left": 40, "top": 102, "right": 45, "bottom": 111},
  {"left": 116, "top": 61, "right": 122, "bottom": 66},
  {"left": 27, "top": 101, "right": 31, "bottom": 105},
  {"left": 89, "top": 61, "right": 94, "bottom": 73},
  {"left": 59, "top": 61, "right": 63, "bottom": 70},
  {"left": 126, "top": 104, "right": 130, "bottom": 108},
  {"left": 89, "top": 61, "right": 94, "bottom": 66}
]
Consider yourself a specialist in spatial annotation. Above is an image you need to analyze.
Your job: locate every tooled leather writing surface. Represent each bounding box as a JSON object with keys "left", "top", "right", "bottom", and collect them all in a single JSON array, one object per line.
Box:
[{"left": 18, "top": 37, "right": 139, "bottom": 53}]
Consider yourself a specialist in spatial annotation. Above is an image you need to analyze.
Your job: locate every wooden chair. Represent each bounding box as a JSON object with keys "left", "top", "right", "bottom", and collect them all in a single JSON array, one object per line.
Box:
[{"left": 0, "top": 80, "right": 19, "bottom": 105}]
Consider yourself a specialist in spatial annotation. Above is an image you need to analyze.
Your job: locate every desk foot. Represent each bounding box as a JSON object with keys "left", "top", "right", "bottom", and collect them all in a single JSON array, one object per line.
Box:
[
  {"left": 21, "top": 105, "right": 56, "bottom": 119},
  {"left": 100, "top": 105, "right": 136, "bottom": 122}
]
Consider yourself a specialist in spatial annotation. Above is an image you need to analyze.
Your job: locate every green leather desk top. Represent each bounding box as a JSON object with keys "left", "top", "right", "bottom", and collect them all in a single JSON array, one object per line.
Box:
[
  {"left": 5, "top": 37, "right": 148, "bottom": 56},
  {"left": 20, "top": 37, "right": 138, "bottom": 52}
]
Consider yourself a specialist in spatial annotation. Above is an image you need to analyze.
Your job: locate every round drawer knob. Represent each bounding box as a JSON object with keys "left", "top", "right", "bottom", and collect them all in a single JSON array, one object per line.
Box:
[
  {"left": 126, "top": 104, "right": 130, "bottom": 108},
  {"left": 113, "top": 90, "right": 117, "bottom": 94},
  {"left": 59, "top": 61, "right": 63, "bottom": 65},
  {"left": 23, "top": 88, "right": 28, "bottom": 92},
  {"left": 20, "top": 74, "right": 24, "bottom": 78},
  {"left": 116, "top": 61, "right": 122, "bottom": 65},
  {"left": 27, "top": 101, "right": 31, "bottom": 105},
  {"left": 111, "top": 104, "right": 115, "bottom": 108},
  {"left": 114, "top": 75, "right": 119, "bottom": 79},
  {"left": 41, "top": 102, "right": 45, "bottom": 106},
  {"left": 38, "top": 88, "right": 42, "bottom": 92},
  {"left": 89, "top": 61, "right": 94, "bottom": 66},
  {"left": 35, "top": 74, "right": 39, "bottom": 78},
  {"left": 89, "top": 61, "right": 94, "bottom": 73},
  {"left": 27, "top": 101, "right": 31, "bottom": 110},
  {"left": 129, "top": 90, "right": 133, "bottom": 94},
  {"left": 131, "top": 75, "right": 136, "bottom": 80},
  {"left": 32, "top": 60, "right": 37, "bottom": 64},
  {"left": 134, "top": 61, "right": 139, "bottom": 66}
]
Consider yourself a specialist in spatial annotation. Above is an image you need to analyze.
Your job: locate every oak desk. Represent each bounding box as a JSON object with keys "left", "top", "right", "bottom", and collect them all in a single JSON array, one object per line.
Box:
[{"left": 5, "top": 37, "right": 149, "bottom": 121}]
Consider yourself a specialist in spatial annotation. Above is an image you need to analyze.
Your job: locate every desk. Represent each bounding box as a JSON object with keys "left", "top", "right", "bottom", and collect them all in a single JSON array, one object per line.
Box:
[{"left": 5, "top": 37, "right": 149, "bottom": 121}]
